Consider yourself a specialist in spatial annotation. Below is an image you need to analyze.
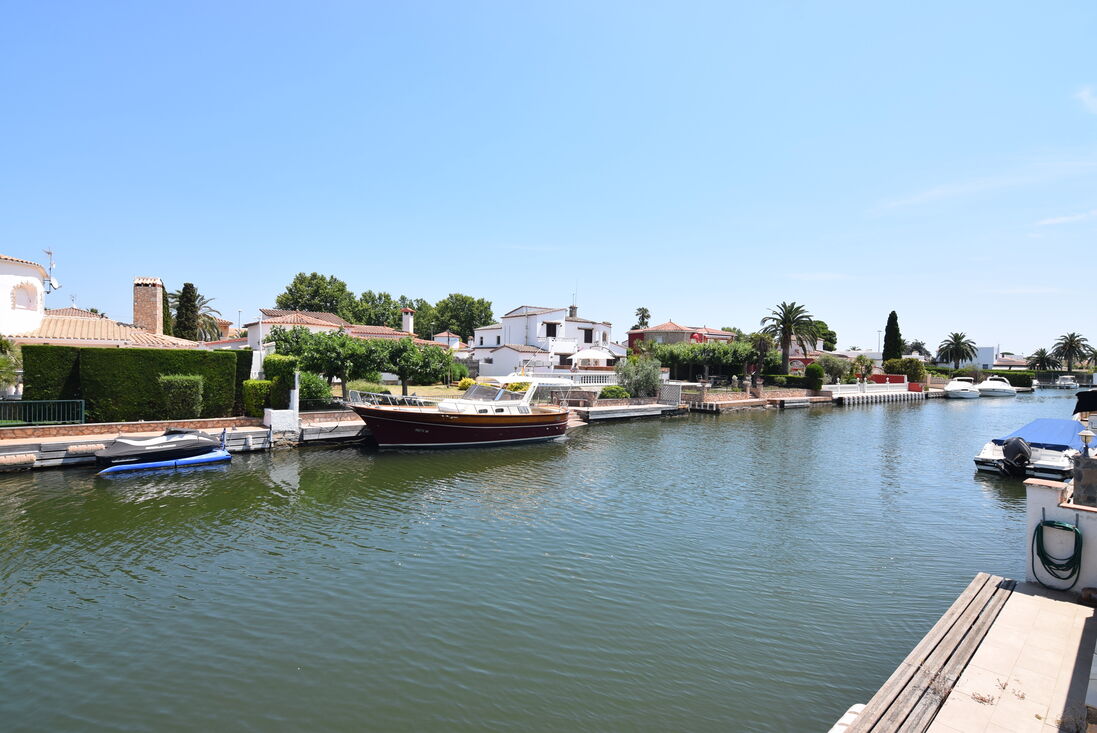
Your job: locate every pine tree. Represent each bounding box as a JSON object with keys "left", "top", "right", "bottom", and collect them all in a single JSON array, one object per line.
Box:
[
  {"left": 162, "top": 288, "right": 173, "bottom": 336},
  {"left": 174, "top": 283, "right": 199, "bottom": 341},
  {"left": 882, "top": 311, "right": 902, "bottom": 361}
]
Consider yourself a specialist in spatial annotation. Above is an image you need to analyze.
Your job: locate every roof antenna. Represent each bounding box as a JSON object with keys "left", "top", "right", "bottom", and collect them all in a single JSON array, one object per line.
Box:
[{"left": 42, "top": 249, "right": 61, "bottom": 292}]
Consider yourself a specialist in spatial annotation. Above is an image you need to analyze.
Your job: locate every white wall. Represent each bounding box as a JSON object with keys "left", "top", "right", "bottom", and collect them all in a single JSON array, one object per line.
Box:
[
  {"left": 1026, "top": 481, "right": 1097, "bottom": 594},
  {"left": 477, "top": 348, "right": 554, "bottom": 377},
  {"left": 0, "top": 260, "right": 46, "bottom": 335}
]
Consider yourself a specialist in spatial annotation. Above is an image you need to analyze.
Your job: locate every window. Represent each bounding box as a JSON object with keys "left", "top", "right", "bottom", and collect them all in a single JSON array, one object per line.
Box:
[
  {"left": 545, "top": 322, "right": 557, "bottom": 338},
  {"left": 496, "top": 336, "right": 500, "bottom": 345},
  {"left": 11, "top": 284, "right": 36, "bottom": 310},
  {"left": 479, "top": 336, "right": 483, "bottom": 345},
  {"left": 582, "top": 329, "right": 593, "bottom": 343}
]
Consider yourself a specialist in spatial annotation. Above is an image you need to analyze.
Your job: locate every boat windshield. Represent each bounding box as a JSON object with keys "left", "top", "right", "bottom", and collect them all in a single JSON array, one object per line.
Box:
[{"left": 462, "top": 384, "right": 524, "bottom": 402}]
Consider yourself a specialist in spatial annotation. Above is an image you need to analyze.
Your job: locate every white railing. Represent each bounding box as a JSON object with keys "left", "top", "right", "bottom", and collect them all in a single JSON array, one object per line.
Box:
[
  {"left": 823, "top": 379, "right": 909, "bottom": 395},
  {"left": 525, "top": 370, "right": 618, "bottom": 386}
]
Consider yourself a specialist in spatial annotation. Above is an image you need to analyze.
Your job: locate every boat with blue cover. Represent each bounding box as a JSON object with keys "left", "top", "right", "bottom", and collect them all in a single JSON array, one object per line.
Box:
[
  {"left": 974, "top": 391, "right": 1097, "bottom": 479},
  {"left": 95, "top": 429, "right": 231, "bottom": 474}
]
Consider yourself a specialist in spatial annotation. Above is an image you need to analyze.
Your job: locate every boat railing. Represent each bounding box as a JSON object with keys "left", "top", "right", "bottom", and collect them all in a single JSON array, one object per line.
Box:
[{"left": 348, "top": 390, "right": 436, "bottom": 409}]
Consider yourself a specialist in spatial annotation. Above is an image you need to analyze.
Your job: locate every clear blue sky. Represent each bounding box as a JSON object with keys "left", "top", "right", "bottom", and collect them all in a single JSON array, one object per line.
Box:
[{"left": 2, "top": 2, "right": 1095, "bottom": 353}]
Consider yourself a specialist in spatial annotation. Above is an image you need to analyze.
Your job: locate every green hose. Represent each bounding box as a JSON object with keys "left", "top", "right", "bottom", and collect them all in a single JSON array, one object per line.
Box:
[{"left": 1031, "top": 520, "right": 1083, "bottom": 590}]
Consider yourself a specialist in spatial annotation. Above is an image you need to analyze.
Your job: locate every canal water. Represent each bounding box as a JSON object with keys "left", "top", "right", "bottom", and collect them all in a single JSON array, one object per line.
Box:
[{"left": 0, "top": 391, "right": 1083, "bottom": 731}]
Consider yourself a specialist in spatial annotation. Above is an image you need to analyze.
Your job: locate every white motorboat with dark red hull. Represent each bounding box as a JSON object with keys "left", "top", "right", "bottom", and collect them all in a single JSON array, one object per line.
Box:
[{"left": 348, "top": 382, "right": 570, "bottom": 448}]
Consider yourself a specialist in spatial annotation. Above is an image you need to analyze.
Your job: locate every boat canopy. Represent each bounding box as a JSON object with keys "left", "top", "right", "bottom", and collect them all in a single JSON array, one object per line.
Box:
[{"left": 992, "top": 418, "right": 1086, "bottom": 452}]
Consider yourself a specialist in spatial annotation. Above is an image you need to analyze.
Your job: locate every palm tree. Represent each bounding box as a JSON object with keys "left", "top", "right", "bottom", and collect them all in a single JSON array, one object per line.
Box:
[
  {"left": 936, "top": 332, "right": 978, "bottom": 370},
  {"left": 759, "top": 301, "right": 819, "bottom": 374},
  {"left": 1052, "top": 332, "right": 1090, "bottom": 372},
  {"left": 632, "top": 307, "right": 651, "bottom": 330},
  {"left": 168, "top": 287, "right": 223, "bottom": 341},
  {"left": 1027, "top": 348, "right": 1061, "bottom": 371}
]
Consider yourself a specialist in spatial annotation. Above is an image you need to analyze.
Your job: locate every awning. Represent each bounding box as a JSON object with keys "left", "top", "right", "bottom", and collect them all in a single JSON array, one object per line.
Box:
[
  {"left": 992, "top": 418, "right": 1086, "bottom": 452},
  {"left": 570, "top": 348, "right": 615, "bottom": 361}
]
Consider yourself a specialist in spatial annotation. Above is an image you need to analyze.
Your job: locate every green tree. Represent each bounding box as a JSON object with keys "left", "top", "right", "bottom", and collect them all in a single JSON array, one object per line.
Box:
[
  {"left": 632, "top": 307, "right": 650, "bottom": 330},
  {"left": 815, "top": 353, "right": 851, "bottom": 383},
  {"left": 813, "top": 320, "right": 837, "bottom": 351},
  {"left": 275, "top": 272, "right": 358, "bottom": 322},
  {"left": 759, "top": 301, "right": 819, "bottom": 375},
  {"left": 384, "top": 338, "right": 453, "bottom": 395},
  {"left": 357, "top": 290, "right": 402, "bottom": 328},
  {"left": 168, "top": 286, "right": 222, "bottom": 340},
  {"left": 1027, "top": 348, "right": 1061, "bottom": 371},
  {"left": 174, "top": 282, "right": 199, "bottom": 341},
  {"left": 906, "top": 339, "right": 930, "bottom": 357},
  {"left": 936, "top": 332, "right": 978, "bottom": 370},
  {"left": 433, "top": 293, "right": 494, "bottom": 342},
  {"left": 161, "top": 289, "right": 173, "bottom": 336},
  {"left": 882, "top": 311, "right": 902, "bottom": 361},
  {"left": 852, "top": 354, "right": 876, "bottom": 378},
  {"left": 746, "top": 332, "right": 775, "bottom": 377},
  {"left": 1052, "top": 332, "right": 1091, "bottom": 372},
  {"left": 615, "top": 357, "right": 662, "bottom": 397},
  {"left": 299, "top": 330, "right": 366, "bottom": 395},
  {"left": 882, "top": 357, "right": 927, "bottom": 383},
  {"left": 264, "top": 326, "right": 315, "bottom": 357}
]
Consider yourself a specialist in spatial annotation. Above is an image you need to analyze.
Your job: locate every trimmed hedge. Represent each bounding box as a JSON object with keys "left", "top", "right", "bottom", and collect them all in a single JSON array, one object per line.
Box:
[
  {"left": 264, "top": 354, "right": 298, "bottom": 409},
  {"left": 804, "top": 363, "right": 824, "bottom": 391},
  {"left": 764, "top": 374, "right": 807, "bottom": 388},
  {"left": 233, "top": 349, "right": 253, "bottom": 415},
  {"left": 79, "top": 348, "right": 235, "bottom": 422},
  {"left": 158, "top": 375, "right": 204, "bottom": 419},
  {"left": 243, "top": 380, "right": 273, "bottom": 418},
  {"left": 599, "top": 385, "right": 631, "bottom": 399},
  {"left": 22, "top": 345, "right": 81, "bottom": 400}
]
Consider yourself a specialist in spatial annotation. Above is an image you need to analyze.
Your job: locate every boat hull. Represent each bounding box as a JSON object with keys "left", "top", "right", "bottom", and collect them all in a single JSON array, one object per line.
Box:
[
  {"left": 945, "top": 390, "right": 979, "bottom": 399},
  {"left": 349, "top": 405, "right": 568, "bottom": 448},
  {"left": 97, "top": 449, "right": 232, "bottom": 475},
  {"left": 977, "top": 388, "right": 1016, "bottom": 397}
]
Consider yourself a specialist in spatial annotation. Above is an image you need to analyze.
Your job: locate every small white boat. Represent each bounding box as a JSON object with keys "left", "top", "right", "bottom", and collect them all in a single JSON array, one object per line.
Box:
[
  {"left": 976, "top": 375, "right": 1017, "bottom": 397},
  {"left": 973, "top": 390, "right": 1097, "bottom": 479},
  {"left": 944, "top": 377, "right": 980, "bottom": 399},
  {"left": 1053, "top": 375, "right": 1080, "bottom": 389}
]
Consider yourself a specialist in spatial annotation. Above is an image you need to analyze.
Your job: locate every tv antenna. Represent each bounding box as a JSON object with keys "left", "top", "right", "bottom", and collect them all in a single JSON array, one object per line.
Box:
[{"left": 42, "top": 249, "right": 61, "bottom": 292}]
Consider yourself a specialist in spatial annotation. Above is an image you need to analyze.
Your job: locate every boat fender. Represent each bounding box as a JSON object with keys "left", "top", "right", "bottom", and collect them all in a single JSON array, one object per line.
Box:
[{"left": 998, "top": 436, "right": 1031, "bottom": 478}]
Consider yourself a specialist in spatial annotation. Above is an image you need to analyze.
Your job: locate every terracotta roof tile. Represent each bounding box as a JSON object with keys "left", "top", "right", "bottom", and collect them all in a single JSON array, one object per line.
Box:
[
  {"left": 45, "top": 307, "right": 106, "bottom": 318},
  {"left": 249, "top": 313, "right": 339, "bottom": 328},
  {"left": 259, "top": 308, "right": 350, "bottom": 326},
  {"left": 12, "top": 315, "right": 197, "bottom": 348},
  {"left": 0, "top": 254, "right": 47, "bottom": 272},
  {"left": 491, "top": 344, "right": 548, "bottom": 353}
]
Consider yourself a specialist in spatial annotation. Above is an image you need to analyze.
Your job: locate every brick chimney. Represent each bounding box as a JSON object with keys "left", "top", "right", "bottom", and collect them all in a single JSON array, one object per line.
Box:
[
  {"left": 133, "top": 277, "right": 164, "bottom": 334},
  {"left": 401, "top": 307, "right": 415, "bottom": 335}
]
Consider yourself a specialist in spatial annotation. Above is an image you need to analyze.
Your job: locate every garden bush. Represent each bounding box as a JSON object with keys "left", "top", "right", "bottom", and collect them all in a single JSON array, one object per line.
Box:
[
  {"left": 298, "top": 371, "right": 331, "bottom": 402},
  {"left": 504, "top": 382, "right": 530, "bottom": 393},
  {"left": 158, "top": 375, "right": 204, "bottom": 420},
  {"left": 599, "top": 385, "right": 631, "bottom": 399},
  {"left": 79, "top": 348, "right": 234, "bottom": 422},
  {"left": 242, "top": 380, "right": 273, "bottom": 418},
  {"left": 804, "top": 363, "right": 824, "bottom": 391},
  {"left": 450, "top": 362, "right": 470, "bottom": 381},
  {"left": 882, "top": 357, "right": 928, "bottom": 384},
  {"left": 22, "top": 345, "right": 81, "bottom": 400},
  {"left": 764, "top": 374, "right": 808, "bottom": 388},
  {"left": 263, "top": 354, "right": 298, "bottom": 409},
  {"left": 615, "top": 357, "right": 662, "bottom": 397},
  {"left": 457, "top": 377, "right": 476, "bottom": 390}
]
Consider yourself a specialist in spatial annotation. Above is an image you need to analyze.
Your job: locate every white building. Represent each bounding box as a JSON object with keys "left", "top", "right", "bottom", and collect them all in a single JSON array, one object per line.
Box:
[
  {"left": 472, "top": 305, "right": 617, "bottom": 377},
  {"left": 0, "top": 254, "right": 49, "bottom": 336}
]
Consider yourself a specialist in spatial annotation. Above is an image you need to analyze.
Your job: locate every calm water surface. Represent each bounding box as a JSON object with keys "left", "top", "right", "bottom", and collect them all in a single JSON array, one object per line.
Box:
[{"left": 0, "top": 391, "right": 1080, "bottom": 731}]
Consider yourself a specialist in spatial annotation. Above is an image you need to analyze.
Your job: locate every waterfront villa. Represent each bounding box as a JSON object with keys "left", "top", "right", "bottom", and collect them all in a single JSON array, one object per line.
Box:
[
  {"left": 1, "top": 261, "right": 196, "bottom": 350},
  {"left": 626, "top": 320, "right": 735, "bottom": 349},
  {"left": 471, "top": 305, "right": 624, "bottom": 377}
]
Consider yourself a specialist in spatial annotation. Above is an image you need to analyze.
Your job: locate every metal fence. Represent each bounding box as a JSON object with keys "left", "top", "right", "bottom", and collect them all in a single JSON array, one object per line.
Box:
[{"left": 0, "top": 400, "right": 85, "bottom": 426}]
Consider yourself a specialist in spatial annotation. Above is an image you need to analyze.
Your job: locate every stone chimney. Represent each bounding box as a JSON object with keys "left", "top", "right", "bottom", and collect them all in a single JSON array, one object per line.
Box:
[
  {"left": 568, "top": 304, "right": 578, "bottom": 318},
  {"left": 133, "top": 277, "right": 164, "bottom": 334},
  {"left": 401, "top": 307, "right": 415, "bottom": 335}
]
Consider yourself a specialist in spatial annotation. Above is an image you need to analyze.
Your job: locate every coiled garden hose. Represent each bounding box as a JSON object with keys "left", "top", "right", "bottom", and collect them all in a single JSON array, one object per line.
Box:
[{"left": 1031, "top": 520, "right": 1083, "bottom": 590}]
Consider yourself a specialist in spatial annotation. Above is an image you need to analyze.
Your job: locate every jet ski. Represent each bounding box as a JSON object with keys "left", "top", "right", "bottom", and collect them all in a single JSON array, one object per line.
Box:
[{"left": 95, "top": 429, "right": 225, "bottom": 469}]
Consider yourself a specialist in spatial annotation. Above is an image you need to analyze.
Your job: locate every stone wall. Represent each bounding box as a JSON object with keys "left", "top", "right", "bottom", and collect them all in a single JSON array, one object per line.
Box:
[
  {"left": 0, "top": 416, "right": 262, "bottom": 439},
  {"left": 133, "top": 279, "right": 163, "bottom": 335}
]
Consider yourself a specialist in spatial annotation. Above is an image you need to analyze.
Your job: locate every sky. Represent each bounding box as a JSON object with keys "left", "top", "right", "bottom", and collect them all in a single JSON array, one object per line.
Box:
[{"left": 2, "top": 1, "right": 1095, "bottom": 354}]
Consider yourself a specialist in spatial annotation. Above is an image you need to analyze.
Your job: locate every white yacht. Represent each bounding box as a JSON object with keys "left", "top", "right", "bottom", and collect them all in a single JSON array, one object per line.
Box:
[
  {"left": 944, "top": 377, "right": 980, "bottom": 399},
  {"left": 975, "top": 375, "right": 1017, "bottom": 397},
  {"left": 1053, "top": 375, "right": 1080, "bottom": 390}
]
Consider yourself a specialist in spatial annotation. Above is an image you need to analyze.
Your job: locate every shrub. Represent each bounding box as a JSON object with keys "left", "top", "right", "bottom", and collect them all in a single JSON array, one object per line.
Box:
[
  {"left": 158, "top": 375, "right": 204, "bottom": 419},
  {"left": 815, "top": 354, "right": 851, "bottom": 384},
  {"left": 22, "top": 345, "right": 81, "bottom": 400},
  {"left": 450, "top": 362, "right": 470, "bottom": 381},
  {"left": 882, "top": 357, "right": 928, "bottom": 384},
  {"left": 79, "top": 348, "right": 235, "bottom": 422},
  {"left": 615, "top": 357, "right": 662, "bottom": 397},
  {"left": 457, "top": 377, "right": 476, "bottom": 390},
  {"left": 242, "top": 380, "right": 273, "bottom": 417},
  {"left": 599, "top": 385, "right": 631, "bottom": 399},
  {"left": 298, "top": 371, "right": 331, "bottom": 402},
  {"left": 505, "top": 382, "right": 530, "bottom": 393},
  {"left": 264, "top": 354, "right": 298, "bottom": 409},
  {"left": 233, "top": 349, "right": 252, "bottom": 415},
  {"left": 764, "top": 374, "right": 810, "bottom": 388},
  {"left": 804, "top": 363, "right": 824, "bottom": 391}
]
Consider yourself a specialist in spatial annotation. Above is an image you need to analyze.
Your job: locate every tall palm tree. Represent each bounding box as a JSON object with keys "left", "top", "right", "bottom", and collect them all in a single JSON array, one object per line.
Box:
[
  {"left": 632, "top": 307, "right": 651, "bottom": 330},
  {"left": 168, "top": 287, "right": 223, "bottom": 341},
  {"left": 1052, "top": 332, "right": 1090, "bottom": 372},
  {"left": 1027, "top": 348, "right": 1061, "bottom": 371},
  {"left": 936, "top": 332, "right": 978, "bottom": 370},
  {"left": 759, "top": 301, "right": 818, "bottom": 374}
]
